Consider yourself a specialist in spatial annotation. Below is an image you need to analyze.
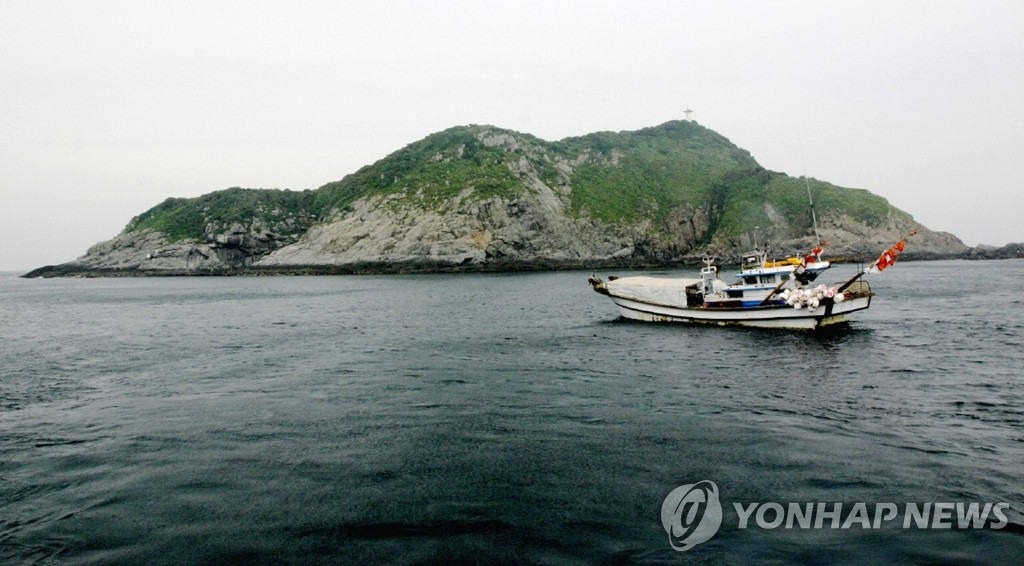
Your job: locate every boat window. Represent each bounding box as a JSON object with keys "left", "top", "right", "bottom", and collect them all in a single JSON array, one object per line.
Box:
[
  {"left": 760, "top": 275, "right": 775, "bottom": 284},
  {"left": 743, "top": 276, "right": 757, "bottom": 285}
]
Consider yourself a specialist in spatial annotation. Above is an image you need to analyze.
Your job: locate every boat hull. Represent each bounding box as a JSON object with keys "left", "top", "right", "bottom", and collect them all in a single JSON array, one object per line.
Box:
[{"left": 606, "top": 294, "right": 871, "bottom": 330}]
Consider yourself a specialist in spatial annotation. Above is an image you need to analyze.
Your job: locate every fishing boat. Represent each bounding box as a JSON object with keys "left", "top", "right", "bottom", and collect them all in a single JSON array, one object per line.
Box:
[
  {"left": 588, "top": 246, "right": 864, "bottom": 329},
  {"left": 588, "top": 234, "right": 916, "bottom": 331}
]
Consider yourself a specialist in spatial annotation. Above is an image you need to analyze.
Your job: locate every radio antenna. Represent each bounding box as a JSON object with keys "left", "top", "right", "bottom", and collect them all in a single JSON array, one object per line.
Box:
[{"left": 799, "top": 135, "right": 821, "bottom": 245}]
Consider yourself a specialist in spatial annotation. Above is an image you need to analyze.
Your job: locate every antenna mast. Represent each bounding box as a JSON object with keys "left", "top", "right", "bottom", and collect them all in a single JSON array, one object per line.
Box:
[
  {"left": 798, "top": 136, "right": 821, "bottom": 245},
  {"left": 805, "top": 176, "right": 820, "bottom": 245}
]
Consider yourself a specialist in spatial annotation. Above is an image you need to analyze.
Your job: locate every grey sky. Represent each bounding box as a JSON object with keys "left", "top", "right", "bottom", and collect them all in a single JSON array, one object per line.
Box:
[{"left": 3, "top": 0, "right": 1022, "bottom": 270}]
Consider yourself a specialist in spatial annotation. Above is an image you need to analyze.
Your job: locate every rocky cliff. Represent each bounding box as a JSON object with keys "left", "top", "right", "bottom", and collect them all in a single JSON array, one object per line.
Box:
[{"left": 24, "top": 121, "right": 969, "bottom": 277}]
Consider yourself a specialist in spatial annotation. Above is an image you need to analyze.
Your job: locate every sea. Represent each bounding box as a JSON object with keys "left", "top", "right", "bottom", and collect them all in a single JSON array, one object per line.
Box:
[{"left": 1, "top": 259, "right": 1022, "bottom": 565}]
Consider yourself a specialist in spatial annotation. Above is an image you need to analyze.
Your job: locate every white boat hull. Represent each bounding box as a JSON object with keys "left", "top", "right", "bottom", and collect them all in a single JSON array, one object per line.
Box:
[{"left": 606, "top": 293, "right": 871, "bottom": 330}]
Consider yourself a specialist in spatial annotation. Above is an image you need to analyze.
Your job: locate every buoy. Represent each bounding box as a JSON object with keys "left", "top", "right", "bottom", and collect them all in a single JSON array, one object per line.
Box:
[{"left": 835, "top": 293, "right": 845, "bottom": 303}]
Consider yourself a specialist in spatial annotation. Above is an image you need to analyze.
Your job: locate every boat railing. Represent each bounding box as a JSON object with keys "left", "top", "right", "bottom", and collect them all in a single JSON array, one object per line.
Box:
[{"left": 842, "top": 280, "right": 872, "bottom": 296}]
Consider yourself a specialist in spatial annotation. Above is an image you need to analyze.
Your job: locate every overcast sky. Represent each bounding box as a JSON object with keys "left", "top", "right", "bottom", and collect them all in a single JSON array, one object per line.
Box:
[{"left": 3, "top": 0, "right": 1022, "bottom": 270}]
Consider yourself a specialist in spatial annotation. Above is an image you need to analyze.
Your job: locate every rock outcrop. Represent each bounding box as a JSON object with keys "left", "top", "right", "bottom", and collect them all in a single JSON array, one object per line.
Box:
[
  {"left": 256, "top": 177, "right": 641, "bottom": 270},
  {"left": 964, "top": 242, "right": 1024, "bottom": 260}
]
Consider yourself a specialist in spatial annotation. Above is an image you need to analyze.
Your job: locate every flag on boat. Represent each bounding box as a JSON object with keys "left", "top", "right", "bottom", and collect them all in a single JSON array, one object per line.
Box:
[
  {"left": 802, "top": 241, "right": 829, "bottom": 267},
  {"left": 867, "top": 231, "right": 917, "bottom": 273}
]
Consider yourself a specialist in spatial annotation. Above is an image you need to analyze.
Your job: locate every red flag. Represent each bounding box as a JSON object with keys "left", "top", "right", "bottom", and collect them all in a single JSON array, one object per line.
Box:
[
  {"left": 839, "top": 232, "right": 917, "bottom": 291},
  {"left": 801, "top": 240, "right": 829, "bottom": 267},
  {"left": 873, "top": 241, "right": 906, "bottom": 272}
]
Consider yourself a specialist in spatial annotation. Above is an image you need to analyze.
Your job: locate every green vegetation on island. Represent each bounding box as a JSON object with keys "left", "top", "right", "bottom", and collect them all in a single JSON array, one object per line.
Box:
[
  {"left": 123, "top": 120, "right": 906, "bottom": 246},
  {"left": 128, "top": 187, "right": 323, "bottom": 242}
]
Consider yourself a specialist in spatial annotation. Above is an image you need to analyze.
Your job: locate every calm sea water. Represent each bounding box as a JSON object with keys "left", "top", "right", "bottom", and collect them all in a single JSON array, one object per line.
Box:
[{"left": 2, "top": 260, "right": 1022, "bottom": 565}]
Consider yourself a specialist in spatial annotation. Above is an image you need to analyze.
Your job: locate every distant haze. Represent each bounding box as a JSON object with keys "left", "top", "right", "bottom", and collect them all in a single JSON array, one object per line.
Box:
[{"left": 2, "top": 0, "right": 1022, "bottom": 270}]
